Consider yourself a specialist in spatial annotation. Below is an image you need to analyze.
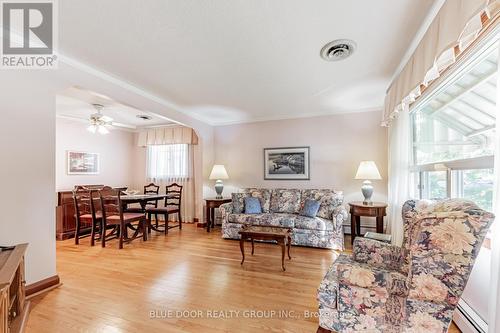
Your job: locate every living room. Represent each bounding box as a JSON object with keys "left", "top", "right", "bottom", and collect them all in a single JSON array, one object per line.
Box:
[{"left": 0, "top": 1, "right": 499, "bottom": 333}]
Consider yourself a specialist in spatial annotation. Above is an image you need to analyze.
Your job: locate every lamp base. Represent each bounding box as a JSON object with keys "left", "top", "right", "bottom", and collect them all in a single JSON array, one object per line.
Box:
[
  {"left": 215, "top": 180, "right": 224, "bottom": 199},
  {"left": 361, "top": 180, "right": 373, "bottom": 206}
]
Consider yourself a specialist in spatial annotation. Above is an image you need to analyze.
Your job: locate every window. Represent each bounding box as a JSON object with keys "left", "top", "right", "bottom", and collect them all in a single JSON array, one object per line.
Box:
[
  {"left": 410, "top": 40, "right": 497, "bottom": 210},
  {"left": 147, "top": 144, "right": 189, "bottom": 180}
]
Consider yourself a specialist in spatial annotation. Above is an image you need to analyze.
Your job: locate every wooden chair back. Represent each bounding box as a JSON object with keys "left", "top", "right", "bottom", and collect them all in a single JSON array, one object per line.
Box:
[
  {"left": 98, "top": 186, "right": 123, "bottom": 222},
  {"left": 165, "top": 183, "right": 183, "bottom": 210},
  {"left": 73, "top": 187, "right": 100, "bottom": 218},
  {"left": 144, "top": 183, "right": 160, "bottom": 208}
]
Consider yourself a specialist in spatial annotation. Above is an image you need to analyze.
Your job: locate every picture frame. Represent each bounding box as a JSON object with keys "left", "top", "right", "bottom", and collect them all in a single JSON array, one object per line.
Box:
[
  {"left": 264, "top": 147, "right": 310, "bottom": 180},
  {"left": 67, "top": 151, "right": 100, "bottom": 175}
]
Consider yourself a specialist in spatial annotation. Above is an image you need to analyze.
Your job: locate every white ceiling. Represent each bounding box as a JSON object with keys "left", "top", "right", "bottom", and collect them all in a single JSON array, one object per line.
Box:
[
  {"left": 59, "top": 0, "right": 435, "bottom": 126},
  {"left": 57, "top": 87, "right": 176, "bottom": 129}
]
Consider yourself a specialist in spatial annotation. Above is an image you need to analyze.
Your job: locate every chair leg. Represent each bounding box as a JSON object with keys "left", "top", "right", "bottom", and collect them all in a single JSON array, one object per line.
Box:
[
  {"left": 90, "top": 219, "right": 96, "bottom": 246},
  {"left": 119, "top": 222, "right": 124, "bottom": 249},
  {"left": 74, "top": 219, "right": 80, "bottom": 245},
  {"left": 142, "top": 218, "right": 147, "bottom": 241},
  {"left": 101, "top": 220, "right": 106, "bottom": 248},
  {"left": 164, "top": 214, "right": 168, "bottom": 235},
  {"left": 178, "top": 211, "right": 182, "bottom": 229}
]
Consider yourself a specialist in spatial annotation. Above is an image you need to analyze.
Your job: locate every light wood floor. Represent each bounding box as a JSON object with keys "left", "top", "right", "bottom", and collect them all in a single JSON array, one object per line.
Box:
[{"left": 27, "top": 225, "right": 460, "bottom": 333}]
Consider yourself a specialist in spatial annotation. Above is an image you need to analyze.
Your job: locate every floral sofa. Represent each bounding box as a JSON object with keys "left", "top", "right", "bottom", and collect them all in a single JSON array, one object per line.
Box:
[
  {"left": 317, "top": 199, "right": 494, "bottom": 333},
  {"left": 219, "top": 188, "right": 348, "bottom": 250}
]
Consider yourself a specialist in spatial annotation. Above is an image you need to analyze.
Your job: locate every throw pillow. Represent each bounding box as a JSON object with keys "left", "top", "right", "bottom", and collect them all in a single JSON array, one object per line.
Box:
[
  {"left": 232, "top": 193, "right": 247, "bottom": 213},
  {"left": 244, "top": 197, "right": 262, "bottom": 214},
  {"left": 300, "top": 199, "right": 321, "bottom": 218}
]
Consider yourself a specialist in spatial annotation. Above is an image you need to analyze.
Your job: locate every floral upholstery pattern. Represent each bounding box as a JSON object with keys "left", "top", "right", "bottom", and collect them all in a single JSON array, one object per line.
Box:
[
  {"left": 270, "top": 189, "right": 302, "bottom": 214},
  {"left": 301, "top": 189, "right": 343, "bottom": 220},
  {"left": 317, "top": 199, "right": 494, "bottom": 332},
  {"left": 243, "top": 188, "right": 272, "bottom": 213},
  {"left": 221, "top": 188, "right": 347, "bottom": 249}
]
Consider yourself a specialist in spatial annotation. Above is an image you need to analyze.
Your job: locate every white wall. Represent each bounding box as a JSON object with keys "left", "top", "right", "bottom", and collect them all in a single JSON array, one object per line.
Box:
[
  {"left": 214, "top": 111, "right": 388, "bottom": 232},
  {"left": 56, "top": 118, "right": 135, "bottom": 190},
  {"left": 0, "top": 72, "right": 59, "bottom": 284}
]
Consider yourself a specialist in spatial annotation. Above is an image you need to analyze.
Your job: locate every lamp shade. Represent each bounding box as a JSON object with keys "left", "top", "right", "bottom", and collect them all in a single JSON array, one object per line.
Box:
[
  {"left": 209, "top": 165, "right": 229, "bottom": 180},
  {"left": 355, "top": 161, "right": 381, "bottom": 180}
]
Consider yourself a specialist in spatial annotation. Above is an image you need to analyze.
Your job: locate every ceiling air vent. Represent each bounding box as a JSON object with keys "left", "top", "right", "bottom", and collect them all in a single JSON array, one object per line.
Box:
[
  {"left": 320, "top": 39, "right": 357, "bottom": 62},
  {"left": 136, "top": 114, "right": 152, "bottom": 121}
]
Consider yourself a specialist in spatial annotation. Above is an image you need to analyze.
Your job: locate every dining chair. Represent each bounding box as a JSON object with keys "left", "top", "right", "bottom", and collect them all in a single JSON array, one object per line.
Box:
[
  {"left": 73, "top": 186, "right": 102, "bottom": 246},
  {"left": 146, "top": 183, "right": 183, "bottom": 234},
  {"left": 98, "top": 186, "right": 148, "bottom": 249},
  {"left": 125, "top": 183, "right": 160, "bottom": 213}
]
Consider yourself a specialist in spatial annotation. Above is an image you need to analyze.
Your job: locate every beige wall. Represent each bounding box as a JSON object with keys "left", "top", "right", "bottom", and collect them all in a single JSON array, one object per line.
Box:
[
  {"left": 56, "top": 118, "right": 135, "bottom": 190},
  {"left": 213, "top": 111, "right": 388, "bottom": 231}
]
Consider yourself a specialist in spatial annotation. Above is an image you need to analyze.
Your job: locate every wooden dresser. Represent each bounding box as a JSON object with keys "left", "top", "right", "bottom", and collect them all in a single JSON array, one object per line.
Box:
[{"left": 0, "top": 244, "right": 29, "bottom": 333}]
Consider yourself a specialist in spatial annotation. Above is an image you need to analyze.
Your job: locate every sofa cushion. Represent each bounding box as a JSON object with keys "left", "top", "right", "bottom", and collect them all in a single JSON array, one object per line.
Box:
[
  {"left": 270, "top": 189, "right": 302, "bottom": 214},
  {"left": 294, "top": 215, "right": 333, "bottom": 231},
  {"left": 242, "top": 188, "right": 272, "bottom": 213},
  {"left": 228, "top": 213, "right": 266, "bottom": 225},
  {"left": 244, "top": 197, "right": 262, "bottom": 214},
  {"left": 231, "top": 193, "right": 247, "bottom": 213},
  {"left": 257, "top": 213, "right": 295, "bottom": 228},
  {"left": 300, "top": 189, "right": 343, "bottom": 219}
]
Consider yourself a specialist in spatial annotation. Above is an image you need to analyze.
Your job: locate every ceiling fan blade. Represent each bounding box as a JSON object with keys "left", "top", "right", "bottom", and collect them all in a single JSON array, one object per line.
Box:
[{"left": 100, "top": 115, "right": 114, "bottom": 122}]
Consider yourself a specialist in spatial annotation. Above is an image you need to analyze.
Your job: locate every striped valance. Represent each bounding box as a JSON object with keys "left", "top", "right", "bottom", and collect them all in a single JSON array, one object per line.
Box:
[
  {"left": 382, "top": 0, "right": 499, "bottom": 126},
  {"left": 137, "top": 126, "right": 199, "bottom": 146}
]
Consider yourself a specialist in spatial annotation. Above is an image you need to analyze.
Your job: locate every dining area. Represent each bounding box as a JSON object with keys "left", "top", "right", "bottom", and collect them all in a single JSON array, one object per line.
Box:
[{"left": 70, "top": 183, "right": 183, "bottom": 249}]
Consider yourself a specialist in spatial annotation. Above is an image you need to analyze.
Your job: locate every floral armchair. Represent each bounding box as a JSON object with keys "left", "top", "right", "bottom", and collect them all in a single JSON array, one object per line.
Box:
[{"left": 317, "top": 199, "right": 494, "bottom": 333}]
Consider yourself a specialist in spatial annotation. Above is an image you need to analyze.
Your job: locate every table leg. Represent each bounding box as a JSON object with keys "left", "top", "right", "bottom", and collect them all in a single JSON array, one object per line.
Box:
[
  {"left": 350, "top": 213, "right": 356, "bottom": 244},
  {"left": 376, "top": 216, "right": 384, "bottom": 234},
  {"left": 279, "top": 239, "right": 286, "bottom": 271},
  {"left": 251, "top": 238, "right": 254, "bottom": 255},
  {"left": 240, "top": 237, "right": 245, "bottom": 265},
  {"left": 210, "top": 207, "right": 215, "bottom": 229},
  {"left": 287, "top": 236, "right": 291, "bottom": 260},
  {"left": 355, "top": 216, "right": 361, "bottom": 238},
  {"left": 206, "top": 205, "right": 211, "bottom": 232}
]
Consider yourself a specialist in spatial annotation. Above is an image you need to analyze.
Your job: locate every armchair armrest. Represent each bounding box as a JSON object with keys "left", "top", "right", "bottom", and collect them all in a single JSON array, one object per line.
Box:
[
  {"left": 219, "top": 202, "right": 233, "bottom": 221},
  {"left": 353, "top": 238, "right": 408, "bottom": 273},
  {"left": 335, "top": 254, "right": 408, "bottom": 296},
  {"left": 332, "top": 205, "right": 348, "bottom": 228}
]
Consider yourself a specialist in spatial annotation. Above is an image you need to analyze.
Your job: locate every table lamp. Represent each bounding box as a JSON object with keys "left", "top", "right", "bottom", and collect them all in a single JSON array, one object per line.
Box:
[
  {"left": 209, "top": 165, "right": 229, "bottom": 199},
  {"left": 355, "top": 161, "right": 381, "bottom": 205}
]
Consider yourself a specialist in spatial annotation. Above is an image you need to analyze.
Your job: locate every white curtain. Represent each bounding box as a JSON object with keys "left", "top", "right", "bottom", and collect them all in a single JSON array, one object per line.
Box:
[
  {"left": 488, "top": 45, "right": 500, "bottom": 333},
  {"left": 147, "top": 144, "right": 196, "bottom": 223},
  {"left": 387, "top": 108, "right": 411, "bottom": 246}
]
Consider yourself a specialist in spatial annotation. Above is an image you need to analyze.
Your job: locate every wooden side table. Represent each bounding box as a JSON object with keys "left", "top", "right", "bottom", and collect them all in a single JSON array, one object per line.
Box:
[
  {"left": 205, "top": 198, "right": 232, "bottom": 232},
  {"left": 348, "top": 201, "right": 387, "bottom": 244}
]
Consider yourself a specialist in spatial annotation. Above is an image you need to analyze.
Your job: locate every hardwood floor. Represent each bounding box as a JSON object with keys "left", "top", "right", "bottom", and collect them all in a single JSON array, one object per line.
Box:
[{"left": 26, "top": 225, "right": 461, "bottom": 332}]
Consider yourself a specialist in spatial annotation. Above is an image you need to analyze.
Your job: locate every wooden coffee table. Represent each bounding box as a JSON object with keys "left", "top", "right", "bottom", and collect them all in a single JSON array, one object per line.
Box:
[{"left": 238, "top": 226, "right": 292, "bottom": 271}]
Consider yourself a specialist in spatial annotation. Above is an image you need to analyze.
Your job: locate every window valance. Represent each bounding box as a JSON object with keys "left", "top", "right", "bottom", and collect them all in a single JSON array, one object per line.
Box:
[
  {"left": 137, "top": 126, "right": 199, "bottom": 146},
  {"left": 382, "top": 0, "right": 499, "bottom": 126}
]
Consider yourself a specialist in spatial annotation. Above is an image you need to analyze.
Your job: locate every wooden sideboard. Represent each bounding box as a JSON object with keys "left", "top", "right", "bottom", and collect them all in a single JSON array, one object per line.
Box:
[
  {"left": 56, "top": 185, "right": 127, "bottom": 240},
  {"left": 0, "top": 244, "right": 29, "bottom": 333}
]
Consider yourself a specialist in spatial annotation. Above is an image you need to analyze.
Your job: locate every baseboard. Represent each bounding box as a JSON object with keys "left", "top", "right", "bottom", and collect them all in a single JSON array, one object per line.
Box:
[
  {"left": 26, "top": 275, "right": 61, "bottom": 298},
  {"left": 453, "top": 299, "right": 487, "bottom": 333}
]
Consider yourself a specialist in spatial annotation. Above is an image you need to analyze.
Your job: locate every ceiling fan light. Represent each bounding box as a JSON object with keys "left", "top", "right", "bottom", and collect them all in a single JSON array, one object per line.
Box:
[
  {"left": 98, "top": 125, "right": 110, "bottom": 135},
  {"left": 87, "top": 124, "right": 97, "bottom": 133}
]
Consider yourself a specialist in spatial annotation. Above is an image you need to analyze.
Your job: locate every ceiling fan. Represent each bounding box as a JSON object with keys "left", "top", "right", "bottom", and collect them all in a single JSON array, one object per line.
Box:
[{"left": 87, "top": 104, "right": 113, "bottom": 134}]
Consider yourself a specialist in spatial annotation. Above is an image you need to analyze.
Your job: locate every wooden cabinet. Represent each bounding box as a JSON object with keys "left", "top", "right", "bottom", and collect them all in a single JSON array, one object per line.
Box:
[{"left": 0, "top": 244, "right": 29, "bottom": 333}]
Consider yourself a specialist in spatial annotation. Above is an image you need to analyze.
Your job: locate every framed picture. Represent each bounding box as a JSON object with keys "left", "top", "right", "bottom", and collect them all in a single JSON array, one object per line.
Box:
[
  {"left": 67, "top": 151, "right": 100, "bottom": 175},
  {"left": 264, "top": 147, "right": 310, "bottom": 180}
]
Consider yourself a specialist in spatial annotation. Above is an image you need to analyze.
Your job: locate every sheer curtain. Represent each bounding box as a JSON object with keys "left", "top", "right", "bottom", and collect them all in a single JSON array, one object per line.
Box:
[
  {"left": 488, "top": 46, "right": 500, "bottom": 333},
  {"left": 387, "top": 108, "right": 411, "bottom": 246},
  {"left": 147, "top": 144, "right": 196, "bottom": 222}
]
